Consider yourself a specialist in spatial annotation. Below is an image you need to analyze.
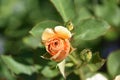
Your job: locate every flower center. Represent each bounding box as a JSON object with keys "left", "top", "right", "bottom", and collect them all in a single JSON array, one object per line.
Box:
[
  {"left": 54, "top": 41, "right": 58, "bottom": 45},
  {"left": 53, "top": 40, "right": 59, "bottom": 47},
  {"left": 46, "top": 38, "right": 65, "bottom": 55}
]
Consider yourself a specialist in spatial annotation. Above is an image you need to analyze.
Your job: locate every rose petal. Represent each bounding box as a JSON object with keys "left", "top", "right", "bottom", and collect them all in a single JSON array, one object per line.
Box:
[
  {"left": 50, "top": 39, "right": 71, "bottom": 62},
  {"left": 51, "top": 50, "right": 67, "bottom": 62},
  {"left": 50, "top": 50, "right": 62, "bottom": 61},
  {"left": 54, "top": 26, "right": 72, "bottom": 39},
  {"left": 45, "top": 38, "right": 64, "bottom": 55},
  {"left": 42, "top": 28, "right": 55, "bottom": 41}
]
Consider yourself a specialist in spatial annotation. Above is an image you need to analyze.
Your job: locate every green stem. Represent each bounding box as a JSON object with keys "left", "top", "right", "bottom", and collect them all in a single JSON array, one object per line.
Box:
[
  {"left": 68, "top": 54, "right": 78, "bottom": 65},
  {"left": 68, "top": 54, "right": 85, "bottom": 80},
  {"left": 79, "top": 69, "right": 85, "bottom": 80}
]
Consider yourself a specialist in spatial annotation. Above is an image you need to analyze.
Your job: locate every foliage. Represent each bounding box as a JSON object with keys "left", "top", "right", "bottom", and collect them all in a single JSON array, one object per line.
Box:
[
  {"left": 0, "top": 0, "right": 120, "bottom": 80},
  {"left": 107, "top": 50, "right": 120, "bottom": 78}
]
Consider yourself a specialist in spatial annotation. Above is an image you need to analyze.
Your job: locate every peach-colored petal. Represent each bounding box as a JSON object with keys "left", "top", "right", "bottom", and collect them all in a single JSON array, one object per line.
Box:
[
  {"left": 41, "top": 26, "right": 73, "bottom": 62},
  {"left": 42, "top": 28, "right": 55, "bottom": 41},
  {"left": 50, "top": 39, "right": 71, "bottom": 62},
  {"left": 50, "top": 50, "right": 69, "bottom": 62},
  {"left": 54, "top": 26, "right": 72, "bottom": 39},
  {"left": 50, "top": 50, "right": 62, "bottom": 61},
  {"left": 45, "top": 38, "right": 64, "bottom": 55}
]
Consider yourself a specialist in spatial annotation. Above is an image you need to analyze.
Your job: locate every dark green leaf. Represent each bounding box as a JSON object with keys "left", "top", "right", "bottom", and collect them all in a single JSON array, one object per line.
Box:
[
  {"left": 41, "top": 66, "right": 58, "bottom": 78},
  {"left": 51, "top": 0, "right": 76, "bottom": 22},
  {"left": 107, "top": 50, "right": 120, "bottom": 77},
  {"left": 0, "top": 55, "right": 41, "bottom": 75},
  {"left": 0, "top": 59, "right": 16, "bottom": 80},
  {"left": 75, "top": 18, "right": 110, "bottom": 40},
  {"left": 87, "top": 53, "right": 105, "bottom": 72}
]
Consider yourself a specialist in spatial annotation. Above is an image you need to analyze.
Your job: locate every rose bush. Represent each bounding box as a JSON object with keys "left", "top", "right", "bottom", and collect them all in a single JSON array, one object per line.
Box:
[{"left": 41, "top": 26, "right": 73, "bottom": 62}]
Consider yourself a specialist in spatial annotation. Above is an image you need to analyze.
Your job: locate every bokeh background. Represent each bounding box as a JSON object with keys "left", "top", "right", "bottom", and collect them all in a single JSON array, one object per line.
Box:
[{"left": 0, "top": 0, "right": 120, "bottom": 80}]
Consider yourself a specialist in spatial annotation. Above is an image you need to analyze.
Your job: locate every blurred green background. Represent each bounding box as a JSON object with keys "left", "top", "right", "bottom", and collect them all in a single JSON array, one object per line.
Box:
[{"left": 0, "top": 0, "right": 120, "bottom": 80}]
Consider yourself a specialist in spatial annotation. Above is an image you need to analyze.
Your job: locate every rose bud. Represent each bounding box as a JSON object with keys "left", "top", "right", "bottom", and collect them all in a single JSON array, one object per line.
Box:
[{"left": 41, "top": 26, "right": 73, "bottom": 62}]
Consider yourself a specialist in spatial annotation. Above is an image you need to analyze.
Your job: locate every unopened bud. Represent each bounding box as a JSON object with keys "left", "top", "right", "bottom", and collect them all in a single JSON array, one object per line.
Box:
[
  {"left": 65, "top": 20, "right": 74, "bottom": 31},
  {"left": 80, "top": 49, "right": 92, "bottom": 62}
]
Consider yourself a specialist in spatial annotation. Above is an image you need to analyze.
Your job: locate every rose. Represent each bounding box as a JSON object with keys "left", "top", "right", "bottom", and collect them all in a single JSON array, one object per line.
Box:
[{"left": 42, "top": 26, "right": 73, "bottom": 62}]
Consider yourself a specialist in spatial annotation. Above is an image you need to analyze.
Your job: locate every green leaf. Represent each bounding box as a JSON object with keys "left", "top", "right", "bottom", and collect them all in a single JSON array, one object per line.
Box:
[
  {"left": 77, "top": 53, "right": 105, "bottom": 79},
  {"left": 0, "top": 59, "right": 16, "bottom": 80},
  {"left": 104, "top": 28, "right": 119, "bottom": 41},
  {"left": 29, "top": 20, "right": 60, "bottom": 39},
  {"left": 107, "top": 50, "right": 120, "bottom": 77},
  {"left": 75, "top": 18, "right": 110, "bottom": 40},
  {"left": 0, "top": 55, "right": 41, "bottom": 75},
  {"left": 80, "top": 52, "right": 105, "bottom": 74},
  {"left": 57, "top": 60, "right": 66, "bottom": 79},
  {"left": 87, "top": 53, "right": 105, "bottom": 72},
  {"left": 74, "top": 0, "right": 88, "bottom": 7},
  {"left": 94, "top": 4, "right": 120, "bottom": 26},
  {"left": 41, "top": 66, "right": 58, "bottom": 78},
  {"left": 0, "top": 66, "right": 16, "bottom": 80},
  {"left": 51, "top": 0, "right": 76, "bottom": 22},
  {"left": 23, "top": 36, "right": 42, "bottom": 49},
  {"left": 73, "top": 7, "right": 92, "bottom": 25}
]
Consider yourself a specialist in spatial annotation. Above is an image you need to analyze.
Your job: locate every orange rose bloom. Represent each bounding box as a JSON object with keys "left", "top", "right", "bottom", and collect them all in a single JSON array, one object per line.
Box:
[{"left": 42, "top": 26, "right": 72, "bottom": 62}]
